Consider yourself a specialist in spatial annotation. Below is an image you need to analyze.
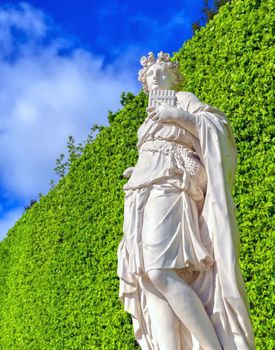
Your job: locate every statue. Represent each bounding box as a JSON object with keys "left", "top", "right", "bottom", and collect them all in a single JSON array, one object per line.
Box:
[{"left": 117, "top": 51, "right": 255, "bottom": 349}]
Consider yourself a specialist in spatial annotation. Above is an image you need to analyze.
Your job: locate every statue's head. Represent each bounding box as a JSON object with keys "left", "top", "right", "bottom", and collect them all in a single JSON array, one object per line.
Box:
[{"left": 138, "top": 51, "right": 183, "bottom": 94}]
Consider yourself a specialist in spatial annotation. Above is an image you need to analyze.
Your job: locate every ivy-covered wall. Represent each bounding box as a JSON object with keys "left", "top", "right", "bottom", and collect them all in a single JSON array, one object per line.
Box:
[{"left": 0, "top": 0, "right": 273, "bottom": 349}]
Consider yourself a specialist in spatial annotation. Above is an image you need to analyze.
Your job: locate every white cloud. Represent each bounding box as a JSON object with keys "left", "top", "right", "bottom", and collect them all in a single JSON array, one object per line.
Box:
[{"left": 0, "top": 2, "right": 139, "bottom": 240}]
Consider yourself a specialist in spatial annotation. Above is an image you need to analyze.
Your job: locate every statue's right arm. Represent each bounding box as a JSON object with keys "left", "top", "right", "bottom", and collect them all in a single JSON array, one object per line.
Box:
[{"left": 146, "top": 104, "right": 198, "bottom": 137}]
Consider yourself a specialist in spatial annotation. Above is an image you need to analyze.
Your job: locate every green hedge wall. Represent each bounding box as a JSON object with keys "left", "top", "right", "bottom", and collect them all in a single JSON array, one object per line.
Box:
[{"left": 0, "top": 0, "right": 274, "bottom": 349}]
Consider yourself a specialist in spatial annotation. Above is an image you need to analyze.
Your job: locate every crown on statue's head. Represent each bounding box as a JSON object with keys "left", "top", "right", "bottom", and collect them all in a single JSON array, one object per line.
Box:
[
  {"left": 138, "top": 51, "right": 182, "bottom": 93},
  {"left": 140, "top": 51, "right": 178, "bottom": 67}
]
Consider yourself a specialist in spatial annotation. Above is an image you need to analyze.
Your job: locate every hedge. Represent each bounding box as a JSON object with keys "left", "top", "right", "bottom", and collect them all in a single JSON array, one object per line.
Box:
[{"left": 0, "top": 0, "right": 274, "bottom": 348}]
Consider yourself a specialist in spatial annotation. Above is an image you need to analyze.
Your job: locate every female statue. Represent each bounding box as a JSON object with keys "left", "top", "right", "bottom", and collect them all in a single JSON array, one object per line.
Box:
[{"left": 117, "top": 52, "right": 255, "bottom": 349}]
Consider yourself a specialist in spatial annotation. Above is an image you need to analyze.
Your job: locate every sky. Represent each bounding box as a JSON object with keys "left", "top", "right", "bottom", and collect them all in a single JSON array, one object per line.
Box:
[{"left": 0, "top": 0, "right": 210, "bottom": 240}]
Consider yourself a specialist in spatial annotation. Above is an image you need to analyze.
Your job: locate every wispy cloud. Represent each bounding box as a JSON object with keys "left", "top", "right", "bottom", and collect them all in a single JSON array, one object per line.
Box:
[{"left": 0, "top": 2, "right": 139, "bottom": 240}]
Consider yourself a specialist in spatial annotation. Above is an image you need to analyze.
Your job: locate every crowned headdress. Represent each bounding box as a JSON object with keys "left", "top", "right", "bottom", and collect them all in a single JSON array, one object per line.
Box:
[{"left": 138, "top": 51, "right": 183, "bottom": 93}]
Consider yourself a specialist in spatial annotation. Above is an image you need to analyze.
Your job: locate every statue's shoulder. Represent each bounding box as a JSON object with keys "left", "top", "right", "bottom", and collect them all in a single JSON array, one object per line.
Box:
[
  {"left": 176, "top": 91, "right": 202, "bottom": 112},
  {"left": 176, "top": 91, "right": 200, "bottom": 102},
  {"left": 176, "top": 91, "right": 197, "bottom": 97}
]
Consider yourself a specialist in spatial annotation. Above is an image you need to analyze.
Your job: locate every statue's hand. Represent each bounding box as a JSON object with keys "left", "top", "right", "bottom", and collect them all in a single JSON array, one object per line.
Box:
[
  {"left": 123, "top": 167, "right": 134, "bottom": 178},
  {"left": 146, "top": 104, "right": 181, "bottom": 124},
  {"left": 146, "top": 104, "right": 198, "bottom": 137}
]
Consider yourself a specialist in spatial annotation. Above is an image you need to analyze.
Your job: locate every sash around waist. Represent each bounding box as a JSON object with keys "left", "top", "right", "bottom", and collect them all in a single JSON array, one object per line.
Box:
[
  {"left": 139, "top": 139, "right": 193, "bottom": 154},
  {"left": 140, "top": 139, "right": 204, "bottom": 177}
]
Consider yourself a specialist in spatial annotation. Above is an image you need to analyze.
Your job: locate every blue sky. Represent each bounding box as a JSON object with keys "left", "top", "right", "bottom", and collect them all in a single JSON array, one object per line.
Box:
[{"left": 0, "top": 0, "right": 210, "bottom": 240}]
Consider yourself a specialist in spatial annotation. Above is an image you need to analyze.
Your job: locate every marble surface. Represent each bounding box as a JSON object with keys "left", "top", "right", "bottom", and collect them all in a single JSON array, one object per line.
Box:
[{"left": 118, "top": 52, "right": 255, "bottom": 349}]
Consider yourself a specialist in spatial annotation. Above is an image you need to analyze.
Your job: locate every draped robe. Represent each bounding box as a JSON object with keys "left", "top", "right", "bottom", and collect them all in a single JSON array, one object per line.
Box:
[{"left": 117, "top": 92, "right": 255, "bottom": 349}]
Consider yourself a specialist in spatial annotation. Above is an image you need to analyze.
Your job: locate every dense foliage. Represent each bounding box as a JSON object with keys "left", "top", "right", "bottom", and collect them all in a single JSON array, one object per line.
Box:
[{"left": 0, "top": 0, "right": 273, "bottom": 348}]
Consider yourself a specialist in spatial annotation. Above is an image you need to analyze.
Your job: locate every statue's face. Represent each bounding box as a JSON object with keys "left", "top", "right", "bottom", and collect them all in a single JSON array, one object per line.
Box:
[{"left": 146, "top": 63, "right": 175, "bottom": 91}]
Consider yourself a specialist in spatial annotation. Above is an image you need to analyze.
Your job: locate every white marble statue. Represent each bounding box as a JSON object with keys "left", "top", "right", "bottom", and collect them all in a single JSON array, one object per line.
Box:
[{"left": 117, "top": 51, "right": 255, "bottom": 349}]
